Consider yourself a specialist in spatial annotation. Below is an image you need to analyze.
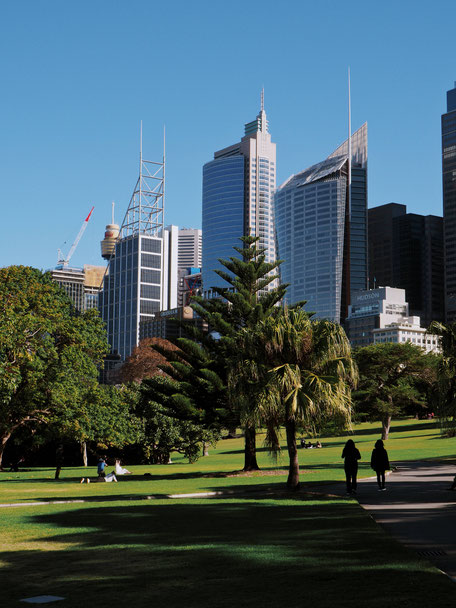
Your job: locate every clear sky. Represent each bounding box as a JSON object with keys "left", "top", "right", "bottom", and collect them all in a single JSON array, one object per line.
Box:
[{"left": 1, "top": 0, "right": 455, "bottom": 271}]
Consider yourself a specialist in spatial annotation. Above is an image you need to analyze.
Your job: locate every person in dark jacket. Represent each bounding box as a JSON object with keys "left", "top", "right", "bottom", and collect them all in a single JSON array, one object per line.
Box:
[
  {"left": 371, "top": 439, "right": 390, "bottom": 490},
  {"left": 342, "top": 439, "right": 361, "bottom": 495}
]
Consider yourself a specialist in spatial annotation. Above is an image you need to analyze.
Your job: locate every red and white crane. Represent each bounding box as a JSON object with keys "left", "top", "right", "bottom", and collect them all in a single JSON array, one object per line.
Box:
[{"left": 57, "top": 206, "right": 94, "bottom": 268}]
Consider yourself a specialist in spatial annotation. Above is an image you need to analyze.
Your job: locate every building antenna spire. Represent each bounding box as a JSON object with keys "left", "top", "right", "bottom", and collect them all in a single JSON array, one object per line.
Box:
[
  {"left": 348, "top": 67, "right": 352, "bottom": 188},
  {"left": 261, "top": 87, "right": 264, "bottom": 112}
]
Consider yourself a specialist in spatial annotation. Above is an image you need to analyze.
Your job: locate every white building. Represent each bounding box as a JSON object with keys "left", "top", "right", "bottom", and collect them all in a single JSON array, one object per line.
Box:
[
  {"left": 346, "top": 286, "right": 440, "bottom": 352},
  {"left": 373, "top": 320, "right": 440, "bottom": 353},
  {"left": 178, "top": 228, "right": 202, "bottom": 269}
]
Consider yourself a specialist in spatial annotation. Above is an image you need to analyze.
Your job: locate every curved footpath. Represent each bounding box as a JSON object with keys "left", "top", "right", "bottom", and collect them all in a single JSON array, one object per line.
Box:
[{"left": 351, "top": 461, "right": 456, "bottom": 581}]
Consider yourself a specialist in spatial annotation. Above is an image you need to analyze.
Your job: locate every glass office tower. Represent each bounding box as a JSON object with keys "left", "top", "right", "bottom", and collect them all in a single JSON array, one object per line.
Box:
[
  {"left": 442, "top": 83, "right": 456, "bottom": 322},
  {"left": 275, "top": 123, "right": 367, "bottom": 324},
  {"left": 202, "top": 96, "right": 276, "bottom": 291}
]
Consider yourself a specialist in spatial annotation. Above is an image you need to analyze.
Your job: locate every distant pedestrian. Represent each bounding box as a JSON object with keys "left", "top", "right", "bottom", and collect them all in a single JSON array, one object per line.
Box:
[
  {"left": 342, "top": 439, "right": 361, "bottom": 495},
  {"left": 371, "top": 440, "right": 390, "bottom": 491}
]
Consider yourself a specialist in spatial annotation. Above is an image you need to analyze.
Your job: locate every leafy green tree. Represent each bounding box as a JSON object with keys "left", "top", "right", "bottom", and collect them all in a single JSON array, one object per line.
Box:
[
  {"left": 137, "top": 376, "right": 219, "bottom": 464},
  {"left": 353, "top": 342, "right": 435, "bottom": 440},
  {"left": 231, "top": 308, "right": 356, "bottom": 488},
  {"left": 189, "top": 235, "right": 290, "bottom": 470},
  {"left": 428, "top": 322, "right": 456, "bottom": 434},
  {"left": 0, "top": 266, "right": 108, "bottom": 467},
  {"left": 141, "top": 337, "right": 226, "bottom": 458}
]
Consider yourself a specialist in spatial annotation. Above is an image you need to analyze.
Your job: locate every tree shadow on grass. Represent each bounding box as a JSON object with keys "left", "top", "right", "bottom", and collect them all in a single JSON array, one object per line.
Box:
[{"left": 0, "top": 498, "right": 454, "bottom": 608}]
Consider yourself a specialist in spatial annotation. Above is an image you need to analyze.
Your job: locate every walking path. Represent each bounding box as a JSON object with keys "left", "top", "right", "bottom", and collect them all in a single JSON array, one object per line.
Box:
[{"left": 348, "top": 461, "right": 456, "bottom": 580}]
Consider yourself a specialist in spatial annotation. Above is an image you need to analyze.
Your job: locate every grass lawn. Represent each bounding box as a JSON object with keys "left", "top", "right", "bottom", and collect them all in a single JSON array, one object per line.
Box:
[
  {"left": 0, "top": 419, "right": 455, "bottom": 607},
  {"left": 1, "top": 496, "right": 455, "bottom": 608},
  {"left": 0, "top": 419, "right": 454, "bottom": 504}
]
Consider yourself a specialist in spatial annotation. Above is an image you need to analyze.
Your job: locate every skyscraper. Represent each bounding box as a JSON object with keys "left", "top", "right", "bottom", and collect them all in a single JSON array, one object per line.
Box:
[
  {"left": 275, "top": 124, "right": 368, "bottom": 324},
  {"left": 202, "top": 93, "right": 276, "bottom": 291},
  {"left": 178, "top": 228, "right": 202, "bottom": 269},
  {"left": 99, "top": 145, "right": 166, "bottom": 361},
  {"left": 442, "top": 82, "right": 456, "bottom": 322},
  {"left": 368, "top": 203, "right": 444, "bottom": 328}
]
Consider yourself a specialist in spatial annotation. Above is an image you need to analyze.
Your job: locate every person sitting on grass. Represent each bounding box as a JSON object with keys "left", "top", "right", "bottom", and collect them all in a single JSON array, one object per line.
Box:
[
  {"left": 97, "top": 456, "right": 107, "bottom": 479},
  {"left": 115, "top": 459, "right": 132, "bottom": 475}
]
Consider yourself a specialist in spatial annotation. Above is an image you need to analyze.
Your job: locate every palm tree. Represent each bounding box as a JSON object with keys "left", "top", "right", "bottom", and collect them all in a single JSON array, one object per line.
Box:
[{"left": 230, "top": 308, "right": 357, "bottom": 489}]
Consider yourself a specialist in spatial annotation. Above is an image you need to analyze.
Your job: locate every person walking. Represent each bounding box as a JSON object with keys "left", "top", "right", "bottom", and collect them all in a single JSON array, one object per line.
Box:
[
  {"left": 342, "top": 439, "right": 361, "bottom": 495},
  {"left": 371, "top": 439, "right": 390, "bottom": 491}
]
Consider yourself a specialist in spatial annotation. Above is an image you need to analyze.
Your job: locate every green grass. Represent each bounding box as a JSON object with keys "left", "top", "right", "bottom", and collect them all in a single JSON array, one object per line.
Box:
[
  {"left": 0, "top": 419, "right": 454, "bottom": 505},
  {"left": 1, "top": 496, "right": 455, "bottom": 607},
  {"left": 0, "top": 418, "right": 455, "bottom": 607}
]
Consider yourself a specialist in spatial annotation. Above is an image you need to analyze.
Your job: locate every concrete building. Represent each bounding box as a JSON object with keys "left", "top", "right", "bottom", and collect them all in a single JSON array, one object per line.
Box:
[
  {"left": 139, "top": 305, "right": 206, "bottom": 342},
  {"left": 346, "top": 287, "right": 409, "bottom": 348},
  {"left": 99, "top": 148, "right": 167, "bottom": 361},
  {"left": 51, "top": 265, "right": 105, "bottom": 312},
  {"left": 275, "top": 123, "right": 368, "bottom": 323},
  {"left": 442, "top": 82, "right": 456, "bottom": 322},
  {"left": 178, "top": 228, "right": 202, "bottom": 269},
  {"left": 368, "top": 203, "right": 444, "bottom": 328},
  {"left": 346, "top": 286, "right": 440, "bottom": 352},
  {"left": 202, "top": 93, "right": 276, "bottom": 291},
  {"left": 372, "top": 321, "right": 440, "bottom": 353}
]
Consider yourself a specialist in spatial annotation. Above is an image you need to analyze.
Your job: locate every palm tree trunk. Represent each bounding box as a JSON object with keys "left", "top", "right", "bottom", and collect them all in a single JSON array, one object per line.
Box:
[
  {"left": 381, "top": 415, "right": 392, "bottom": 440},
  {"left": 243, "top": 425, "right": 260, "bottom": 471},
  {"left": 286, "top": 418, "right": 300, "bottom": 489}
]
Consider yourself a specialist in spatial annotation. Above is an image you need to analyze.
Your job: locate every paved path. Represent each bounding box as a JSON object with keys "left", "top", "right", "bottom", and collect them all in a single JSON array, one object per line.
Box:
[{"left": 336, "top": 461, "right": 456, "bottom": 580}]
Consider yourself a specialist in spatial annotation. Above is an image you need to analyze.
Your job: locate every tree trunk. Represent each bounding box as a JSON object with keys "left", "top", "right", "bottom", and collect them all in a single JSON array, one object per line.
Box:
[
  {"left": 0, "top": 431, "right": 13, "bottom": 470},
  {"left": 243, "top": 425, "right": 260, "bottom": 471},
  {"left": 381, "top": 415, "right": 392, "bottom": 440},
  {"left": 286, "top": 418, "right": 300, "bottom": 489},
  {"left": 202, "top": 442, "right": 209, "bottom": 457},
  {"left": 81, "top": 442, "right": 88, "bottom": 467}
]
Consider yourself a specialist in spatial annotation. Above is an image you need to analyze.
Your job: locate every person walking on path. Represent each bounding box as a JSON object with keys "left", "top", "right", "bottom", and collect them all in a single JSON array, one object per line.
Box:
[
  {"left": 342, "top": 439, "right": 361, "bottom": 495},
  {"left": 371, "top": 439, "right": 390, "bottom": 491}
]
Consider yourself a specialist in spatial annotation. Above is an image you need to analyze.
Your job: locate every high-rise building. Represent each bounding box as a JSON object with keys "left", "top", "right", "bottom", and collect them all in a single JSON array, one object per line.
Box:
[
  {"left": 442, "top": 82, "right": 456, "bottom": 322},
  {"left": 202, "top": 93, "right": 276, "bottom": 291},
  {"left": 178, "top": 228, "right": 202, "bottom": 269},
  {"left": 99, "top": 147, "right": 166, "bottom": 361},
  {"left": 275, "top": 123, "right": 368, "bottom": 324},
  {"left": 51, "top": 265, "right": 105, "bottom": 312},
  {"left": 368, "top": 203, "right": 444, "bottom": 328}
]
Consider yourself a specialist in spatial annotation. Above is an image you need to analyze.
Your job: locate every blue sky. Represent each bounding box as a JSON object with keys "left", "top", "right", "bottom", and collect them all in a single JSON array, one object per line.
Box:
[{"left": 0, "top": 0, "right": 455, "bottom": 270}]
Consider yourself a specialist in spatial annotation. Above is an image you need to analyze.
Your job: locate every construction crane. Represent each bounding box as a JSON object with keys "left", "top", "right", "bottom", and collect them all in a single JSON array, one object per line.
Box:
[{"left": 57, "top": 206, "right": 94, "bottom": 268}]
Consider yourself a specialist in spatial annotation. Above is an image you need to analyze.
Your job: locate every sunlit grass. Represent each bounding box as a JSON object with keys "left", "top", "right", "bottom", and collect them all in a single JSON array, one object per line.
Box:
[{"left": 0, "top": 419, "right": 454, "bottom": 505}]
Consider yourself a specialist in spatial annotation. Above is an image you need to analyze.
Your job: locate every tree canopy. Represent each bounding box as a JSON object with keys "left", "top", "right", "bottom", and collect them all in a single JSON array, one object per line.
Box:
[
  {"left": 353, "top": 342, "right": 437, "bottom": 439},
  {"left": 0, "top": 266, "right": 108, "bottom": 467}
]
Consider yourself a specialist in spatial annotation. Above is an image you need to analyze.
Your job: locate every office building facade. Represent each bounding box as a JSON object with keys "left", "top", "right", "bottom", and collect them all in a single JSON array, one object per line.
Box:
[
  {"left": 202, "top": 96, "right": 276, "bottom": 291},
  {"left": 368, "top": 203, "right": 444, "bottom": 328},
  {"left": 346, "top": 286, "right": 440, "bottom": 352},
  {"left": 275, "top": 123, "right": 368, "bottom": 323},
  {"left": 178, "top": 228, "right": 202, "bottom": 269},
  {"left": 99, "top": 149, "right": 166, "bottom": 361},
  {"left": 442, "top": 83, "right": 456, "bottom": 322},
  {"left": 51, "top": 265, "right": 105, "bottom": 312}
]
